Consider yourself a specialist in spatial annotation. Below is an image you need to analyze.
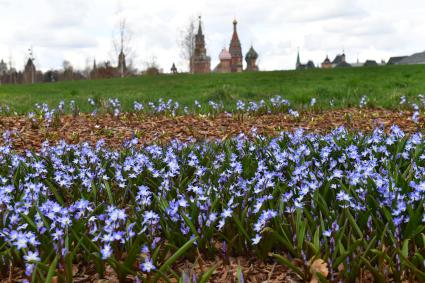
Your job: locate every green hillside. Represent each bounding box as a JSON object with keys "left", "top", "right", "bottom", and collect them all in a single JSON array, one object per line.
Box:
[{"left": 1, "top": 64, "right": 425, "bottom": 113}]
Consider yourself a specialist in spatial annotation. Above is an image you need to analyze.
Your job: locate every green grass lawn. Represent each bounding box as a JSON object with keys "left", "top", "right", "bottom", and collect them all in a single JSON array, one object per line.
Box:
[{"left": 1, "top": 64, "right": 425, "bottom": 113}]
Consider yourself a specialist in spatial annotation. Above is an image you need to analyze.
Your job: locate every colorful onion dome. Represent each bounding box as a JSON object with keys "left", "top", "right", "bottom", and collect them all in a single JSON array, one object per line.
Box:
[{"left": 219, "top": 48, "right": 232, "bottom": 60}]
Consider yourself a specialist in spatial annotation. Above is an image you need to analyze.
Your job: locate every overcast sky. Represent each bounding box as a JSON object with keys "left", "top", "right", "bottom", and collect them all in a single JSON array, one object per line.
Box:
[{"left": 1, "top": 0, "right": 425, "bottom": 72}]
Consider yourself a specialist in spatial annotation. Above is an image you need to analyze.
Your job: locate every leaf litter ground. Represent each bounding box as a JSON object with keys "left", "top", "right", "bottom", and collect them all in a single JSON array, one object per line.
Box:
[{"left": 0, "top": 108, "right": 420, "bottom": 151}]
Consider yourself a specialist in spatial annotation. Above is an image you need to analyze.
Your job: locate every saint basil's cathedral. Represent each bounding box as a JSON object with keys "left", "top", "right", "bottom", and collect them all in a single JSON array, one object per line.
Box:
[{"left": 190, "top": 17, "right": 259, "bottom": 74}]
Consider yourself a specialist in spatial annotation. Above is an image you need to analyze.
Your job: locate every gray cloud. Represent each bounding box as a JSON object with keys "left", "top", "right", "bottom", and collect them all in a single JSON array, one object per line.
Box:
[
  {"left": 13, "top": 29, "right": 98, "bottom": 49},
  {"left": 284, "top": 0, "right": 367, "bottom": 22},
  {"left": 323, "top": 17, "right": 395, "bottom": 36}
]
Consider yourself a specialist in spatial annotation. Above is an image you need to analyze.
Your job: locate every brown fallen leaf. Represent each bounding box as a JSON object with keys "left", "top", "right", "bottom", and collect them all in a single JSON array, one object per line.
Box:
[{"left": 309, "top": 258, "right": 329, "bottom": 283}]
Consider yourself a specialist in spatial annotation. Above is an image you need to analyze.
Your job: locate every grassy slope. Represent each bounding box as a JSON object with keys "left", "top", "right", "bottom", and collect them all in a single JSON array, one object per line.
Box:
[{"left": 1, "top": 64, "right": 425, "bottom": 113}]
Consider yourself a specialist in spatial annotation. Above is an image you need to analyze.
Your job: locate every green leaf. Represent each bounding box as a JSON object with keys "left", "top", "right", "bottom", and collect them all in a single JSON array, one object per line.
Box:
[
  {"left": 236, "top": 265, "right": 244, "bottom": 283},
  {"left": 181, "top": 213, "right": 200, "bottom": 239},
  {"left": 35, "top": 206, "right": 51, "bottom": 231},
  {"left": 198, "top": 264, "right": 217, "bottom": 283},
  {"left": 45, "top": 254, "right": 60, "bottom": 283},
  {"left": 262, "top": 227, "right": 296, "bottom": 256},
  {"left": 396, "top": 249, "right": 425, "bottom": 280},
  {"left": 295, "top": 210, "right": 307, "bottom": 252},
  {"left": 153, "top": 237, "right": 197, "bottom": 282},
  {"left": 233, "top": 214, "right": 250, "bottom": 242},
  {"left": 313, "top": 226, "right": 320, "bottom": 254},
  {"left": 346, "top": 210, "right": 363, "bottom": 239},
  {"left": 65, "top": 234, "right": 84, "bottom": 283},
  {"left": 45, "top": 180, "right": 65, "bottom": 205},
  {"left": 401, "top": 239, "right": 410, "bottom": 258},
  {"left": 104, "top": 181, "right": 115, "bottom": 204},
  {"left": 362, "top": 235, "right": 377, "bottom": 256},
  {"left": 270, "top": 253, "right": 304, "bottom": 279},
  {"left": 123, "top": 236, "right": 144, "bottom": 269},
  {"left": 64, "top": 234, "right": 73, "bottom": 283},
  {"left": 21, "top": 213, "right": 38, "bottom": 230},
  {"left": 333, "top": 239, "right": 362, "bottom": 268}
]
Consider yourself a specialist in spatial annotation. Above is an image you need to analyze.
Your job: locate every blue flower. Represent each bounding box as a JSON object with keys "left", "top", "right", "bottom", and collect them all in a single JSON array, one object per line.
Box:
[
  {"left": 252, "top": 234, "right": 262, "bottom": 245},
  {"left": 24, "top": 250, "right": 40, "bottom": 262},
  {"left": 100, "top": 244, "right": 112, "bottom": 260},
  {"left": 140, "top": 258, "right": 156, "bottom": 273}
]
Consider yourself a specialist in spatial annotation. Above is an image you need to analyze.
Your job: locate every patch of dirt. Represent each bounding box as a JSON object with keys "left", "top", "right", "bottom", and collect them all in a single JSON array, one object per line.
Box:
[
  {"left": 0, "top": 256, "right": 300, "bottom": 283},
  {"left": 0, "top": 108, "right": 420, "bottom": 151},
  {"left": 2, "top": 254, "right": 408, "bottom": 282}
]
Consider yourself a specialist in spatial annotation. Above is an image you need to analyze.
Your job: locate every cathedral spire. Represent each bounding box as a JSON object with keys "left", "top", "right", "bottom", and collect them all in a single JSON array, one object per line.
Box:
[
  {"left": 229, "top": 18, "right": 243, "bottom": 72},
  {"left": 231, "top": 19, "right": 240, "bottom": 43},
  {"left": 296, "top": 48, "right": 301, "bottom": 68},
  {"left": 197, "top": 16, "right": 203, "bottom": 36},
  {"left": 191, "top": 15, "right": 210, "bottom": 73}
]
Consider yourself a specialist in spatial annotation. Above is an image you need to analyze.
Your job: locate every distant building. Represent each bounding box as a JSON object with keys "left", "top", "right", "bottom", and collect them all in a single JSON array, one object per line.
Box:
[
  {"left": 23, "top": 58, "right": 36, "bottom": 84},
  {"left": 329, "top": 53, "right": 351, "bottom": 68},
  {"left": 396, "top": 51, "right": 425, "bottom": 65},
  {"left": 214, "top": 48, "right": 232, "bottom": 73},
  {"left": 331, "top": 53, "right": 346, "bottom": 66},
  {"left": 306, "top": 60, "right": 315, "bottom": 68},
  {"left": 335, "top": 61, "right": 351, "bottom": 68},
  {"left": 319, "top": 53, "right": 352, "bottom": 68},
  {"left": 322, "top": 53, "right": 385, "bottom": 69},
  {"left": 229, "top": 19, "right": 243, "bottom": 72},
  {"left": 296, "top": 50, "right": 315, "bottom": 70},
  {"left": 245, "top": 46, "right": 259, "bottom": 71},
  {"left": 190, "top": 16, "right": 211, "bottom": 73},
  {"left": 321, "top": 56, "right": 332, "bottom": 69},
  {"left": 363, "top": 60, "right": 378, "bottom": 67},
  {"left": 386, "top": 51, "right": 425, "bottom": 66},
  {"left": 188, "top": 17, "right": 257, "bottom": 74},
  {"left": 0, "top": 59, "right": 7, "bottom": 76},
  {"left": 296, "top": 51, "right": 301, "bottom": 69},
  {"left": 170, "top": 63, "right": 178, "bottom": 74},
  {"left": 387, "top": 56, "right": 407, "bottom": 65}
]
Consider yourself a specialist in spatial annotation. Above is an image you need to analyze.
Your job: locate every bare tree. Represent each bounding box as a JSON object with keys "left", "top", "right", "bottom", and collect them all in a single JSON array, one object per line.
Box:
[
  {"left": 112, "top": 19, "right": 135, "bottom": 77},
  {"left": 62, "top": 60, "right": 73, "bottom": 71},
  {"left": 62, "top": 60, "right": 74, "bottom": 81},
  {"left": 142, "top": 55, "right": 161, "bottom": 75},
  {"left": 7, "top": 52, "right": 16, "bottom": 84},
  {"left": 83, "top": 57, "right": 92, "bottom": 79},
  {"left": 178, "top": 16, "right": 196, "bottom": 73}
]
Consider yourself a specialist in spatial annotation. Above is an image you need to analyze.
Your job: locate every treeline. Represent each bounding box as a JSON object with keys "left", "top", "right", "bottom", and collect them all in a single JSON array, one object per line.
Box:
[{"left": 0, "top": 57, "right": 162, "bottom": 85}]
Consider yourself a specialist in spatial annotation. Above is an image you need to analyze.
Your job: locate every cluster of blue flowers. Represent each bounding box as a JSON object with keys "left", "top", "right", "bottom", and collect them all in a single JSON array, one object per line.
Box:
[
  {"left": 132, "top": 95, "right": 295, "bottom": 117},
  {"left": 3, "top": 95, "right": 305, "bottom": 122},
  {"left": 0, "top": 126, "right": 424, "bottom": 281}
]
